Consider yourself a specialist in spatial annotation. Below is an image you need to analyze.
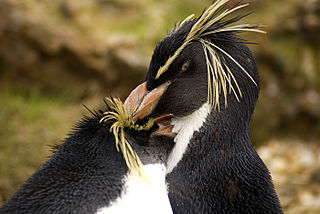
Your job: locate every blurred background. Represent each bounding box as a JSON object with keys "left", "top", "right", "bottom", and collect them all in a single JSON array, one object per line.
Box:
[{"left": 0, "top": 0, "right": 319, "bottom": 213}]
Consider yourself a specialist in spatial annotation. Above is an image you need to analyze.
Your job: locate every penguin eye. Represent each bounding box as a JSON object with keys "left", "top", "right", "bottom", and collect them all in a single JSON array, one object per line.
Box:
[{"left": 180, "top": 61, "right": 190, "bottom": 73}]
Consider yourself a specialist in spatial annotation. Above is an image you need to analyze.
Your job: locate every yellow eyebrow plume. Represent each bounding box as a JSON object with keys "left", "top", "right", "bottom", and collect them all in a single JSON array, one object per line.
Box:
[{"left": 154, "top": 0, "right": 265, "bottom": 110}]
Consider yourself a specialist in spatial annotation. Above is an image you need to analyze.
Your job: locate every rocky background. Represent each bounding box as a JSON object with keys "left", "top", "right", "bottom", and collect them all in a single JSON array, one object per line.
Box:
[{"left": 0, "top": 0, "right": 319, "bottom": 213}]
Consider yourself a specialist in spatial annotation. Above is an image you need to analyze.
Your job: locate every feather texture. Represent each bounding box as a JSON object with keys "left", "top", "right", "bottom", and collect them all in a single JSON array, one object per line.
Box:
[
  {"left": 155, "top": 0, "right": 265, "bottom": 110},
  {"left": 100, "top": 98, "right": 154, "bottom": 182}
]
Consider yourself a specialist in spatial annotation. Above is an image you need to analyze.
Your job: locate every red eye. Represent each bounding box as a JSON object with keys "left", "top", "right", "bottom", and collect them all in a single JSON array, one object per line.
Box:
[{"left": 181, "top": 61, "right": 190, "bottom": 72}]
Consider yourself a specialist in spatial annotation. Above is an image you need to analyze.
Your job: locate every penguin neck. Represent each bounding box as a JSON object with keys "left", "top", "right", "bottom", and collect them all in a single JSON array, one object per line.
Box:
[
  {"left": 166, "top": 102, "right": 283, "bottom": 213},
  {"left": 166, "top": 102, "right": 252, "bottom": 174},
  {"left": 166, "top": 102, "right": 210, "bottom": 174}
]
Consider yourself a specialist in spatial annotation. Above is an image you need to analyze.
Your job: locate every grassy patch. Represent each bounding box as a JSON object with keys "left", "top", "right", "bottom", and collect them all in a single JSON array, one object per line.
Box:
[{"left": 0, "top": 91, "right": 85, "bottom": 204}]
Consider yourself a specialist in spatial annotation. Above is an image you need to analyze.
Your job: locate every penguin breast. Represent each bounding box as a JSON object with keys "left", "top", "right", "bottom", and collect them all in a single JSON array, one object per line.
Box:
[{"left": 96, "top": 164, "right": 172, "bottom": 214}]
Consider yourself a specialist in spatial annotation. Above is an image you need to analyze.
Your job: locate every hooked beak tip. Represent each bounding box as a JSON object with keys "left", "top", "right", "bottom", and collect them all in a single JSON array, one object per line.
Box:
[
  {"left": 124, "top": 81, "right": 170, "bottom": 122},
  {"left": 123, "top": 82, "right": 147, "bottom": 115},
  {"left": 123, "top": 81, "right": 176, "bottom": 138}
]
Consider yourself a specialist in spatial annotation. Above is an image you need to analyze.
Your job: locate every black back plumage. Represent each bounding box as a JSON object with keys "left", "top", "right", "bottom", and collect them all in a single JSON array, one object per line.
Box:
[
  {"left": 0, "top": 110, "right": 127, "bottom": 214},
  {"left": 0, "top": 104, "right": 172, "bottom": 214}
]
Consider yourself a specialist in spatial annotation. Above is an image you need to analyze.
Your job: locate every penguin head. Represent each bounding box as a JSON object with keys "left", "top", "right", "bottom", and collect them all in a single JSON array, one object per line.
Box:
[
  {"left": 127, "top": 0, "right": 263, "bottom": 133},
  {"left": 99, "top": 95, "right": 175, "bottom": 179}
]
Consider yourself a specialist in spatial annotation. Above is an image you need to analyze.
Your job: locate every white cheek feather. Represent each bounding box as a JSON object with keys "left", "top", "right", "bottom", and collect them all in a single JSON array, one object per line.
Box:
[
  {"left": 166, "top": 102, "right": 210, "bottom": 174},
  {"left": 96, "top": 164, "right": 172, "bottom": 214}
]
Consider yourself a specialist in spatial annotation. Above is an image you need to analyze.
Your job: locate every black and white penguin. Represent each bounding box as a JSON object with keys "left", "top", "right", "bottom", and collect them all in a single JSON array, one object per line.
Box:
[
  {"left": 1, "top": 1, "right": 284, "bottom": 213},
  {"left": 0, "top": 86, "right": 175, "bottom": 214},
  {"left": 124, "top": 0, "right": 284, "bottom": 213}
]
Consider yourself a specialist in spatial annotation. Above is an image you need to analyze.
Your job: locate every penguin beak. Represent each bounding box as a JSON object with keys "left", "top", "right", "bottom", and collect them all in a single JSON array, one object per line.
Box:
[
  {"left": 124, "top": 81, "right": 169, "bottom": 122},
  {"left": 123, "top": 81, "right": 176, "bottom": 137}
]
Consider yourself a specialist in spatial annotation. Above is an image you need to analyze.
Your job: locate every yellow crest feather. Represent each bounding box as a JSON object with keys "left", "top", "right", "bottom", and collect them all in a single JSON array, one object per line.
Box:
[
  {"left": 100, "top": 98, "right": 154, "bottom": 183},
  {"left": 154, "top": 0, "right": 266, "bottom": 110}
]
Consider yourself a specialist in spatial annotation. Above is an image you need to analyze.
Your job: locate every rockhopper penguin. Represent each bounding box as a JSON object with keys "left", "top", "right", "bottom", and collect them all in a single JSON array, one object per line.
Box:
[
  {"left": 1, "top": 0, "right": 284, "bottom": 213},
  {"left": 122, "top": 0, "right": 284, "bottom": 213},
  {"left": 0, "top": 85, "right": 175, "bottom": 214}
]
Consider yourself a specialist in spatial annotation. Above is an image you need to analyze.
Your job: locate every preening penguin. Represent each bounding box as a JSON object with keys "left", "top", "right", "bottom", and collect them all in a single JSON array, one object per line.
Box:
[
  {"left": 1, "top": 0, "right": 284, "bottom": 213},
  {"left": 117, "top": 0, "right": 283, "bottom": 213},
  {"left": 0, "top": 89, "right": 174, "bottom": 214}
]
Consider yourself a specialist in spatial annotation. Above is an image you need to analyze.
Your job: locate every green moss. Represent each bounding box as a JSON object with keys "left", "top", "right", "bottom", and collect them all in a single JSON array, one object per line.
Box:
[{"left": 0, "top": 91, "right": 84, "bottom": 204}]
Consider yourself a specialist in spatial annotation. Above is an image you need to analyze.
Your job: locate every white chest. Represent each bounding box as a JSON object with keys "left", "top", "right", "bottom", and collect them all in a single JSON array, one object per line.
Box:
[{"left": 97, "top": 164, "right": 172, "bottom": 214}]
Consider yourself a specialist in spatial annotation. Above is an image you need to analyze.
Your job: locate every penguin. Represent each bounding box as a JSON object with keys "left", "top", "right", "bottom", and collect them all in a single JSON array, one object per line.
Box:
[
  {"left": 0, "top": 85, "right": 175, "bottom": 214},
  {"left": 1, "top": 1, "right": 284, "bottom": 213},
  {"left": 119, "top": 0, "right": 284, "bottom": 213}
]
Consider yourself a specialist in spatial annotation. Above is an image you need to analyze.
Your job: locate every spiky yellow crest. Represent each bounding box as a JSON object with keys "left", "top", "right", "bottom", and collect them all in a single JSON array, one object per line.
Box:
[
  {"left": 155, "top": 0, "right": 266, "bottom": 110},
  {"left": 100, "top": 98, "right": 154, "bottom": 183}
]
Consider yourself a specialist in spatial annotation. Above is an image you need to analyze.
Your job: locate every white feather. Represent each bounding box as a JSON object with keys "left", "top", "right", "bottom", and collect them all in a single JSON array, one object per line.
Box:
[
  {"left": 166, "top": 102, "right": 210, "bottom": 174},
  {"left": 96, "top": 164, "right": 172, "bottom": 214}
]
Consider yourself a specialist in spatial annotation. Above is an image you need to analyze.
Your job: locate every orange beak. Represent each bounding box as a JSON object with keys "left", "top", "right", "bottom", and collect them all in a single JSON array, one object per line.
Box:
[{"left": 123, "top": 81, "right": 176, "bottom": 137}]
